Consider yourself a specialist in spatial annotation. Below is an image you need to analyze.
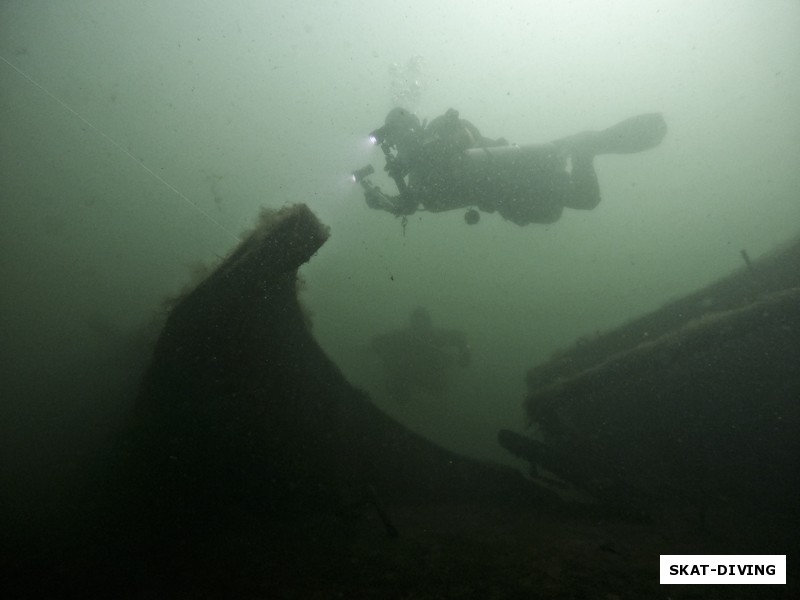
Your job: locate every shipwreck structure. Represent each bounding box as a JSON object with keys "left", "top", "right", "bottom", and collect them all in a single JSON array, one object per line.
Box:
[
  {"left": 121, "top": 204, "right": 547, "bottom": 542},
  {"left": 121, "top": 202, "right": 797, "bottom": 544},
  {"left": 84, "top": 206, "right": 798, "bottom": 597},
  {"left": 507, "top": 238, "right": 800, "bottom": 515}
]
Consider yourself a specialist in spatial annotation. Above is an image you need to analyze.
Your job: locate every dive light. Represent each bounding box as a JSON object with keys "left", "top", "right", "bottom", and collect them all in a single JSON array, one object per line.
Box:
[
  {"left": 351, "top": 164, "right": 375, "bottom": 183},
  {"left": 369, "top": 125, "right": 387, "bottom": 146}
]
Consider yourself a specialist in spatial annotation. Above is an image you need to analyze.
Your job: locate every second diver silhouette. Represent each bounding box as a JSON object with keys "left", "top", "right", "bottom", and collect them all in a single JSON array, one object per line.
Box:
[{"left": 370, "top": 307, "right": 471, "bottom": 403}]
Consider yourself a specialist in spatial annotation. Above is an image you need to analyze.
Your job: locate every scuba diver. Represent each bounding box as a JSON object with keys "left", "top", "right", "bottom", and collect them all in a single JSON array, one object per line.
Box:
[
  {"left": 370, "top": 307, "right": 471, "bottom": 403},
  {"left": 352, "top": 107, "right": 667, "bottom": 226}
]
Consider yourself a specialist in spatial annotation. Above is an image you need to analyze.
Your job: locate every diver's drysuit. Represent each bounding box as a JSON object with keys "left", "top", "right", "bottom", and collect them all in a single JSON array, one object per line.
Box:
[{"left": 357, "top": 108, "right": 667, "bottom": 226}]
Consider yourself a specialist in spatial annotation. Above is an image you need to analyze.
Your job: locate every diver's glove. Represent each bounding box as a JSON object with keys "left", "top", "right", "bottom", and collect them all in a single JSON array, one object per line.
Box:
[
  {"left": 384, "top": 157, "right": 408, "bottom": 180},
  {"left": 362, "top": 176, "right": 418, "bottom": 216},
  {"left": 364, "top": 185, "right": 393, "bottom": 211},
  {"left": 363, "top": 186, "right": 411, "bottom": 215}
]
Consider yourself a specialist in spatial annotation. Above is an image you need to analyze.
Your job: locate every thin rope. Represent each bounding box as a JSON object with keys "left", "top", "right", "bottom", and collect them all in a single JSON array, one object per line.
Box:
[{"left": 0, "top": 54, "right": 242, "bottom": 243}]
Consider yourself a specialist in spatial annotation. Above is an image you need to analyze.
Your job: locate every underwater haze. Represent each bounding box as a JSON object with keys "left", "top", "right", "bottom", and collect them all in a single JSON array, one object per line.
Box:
[{"left": 1, "top": 0, "right": 799, "bottom": 492}]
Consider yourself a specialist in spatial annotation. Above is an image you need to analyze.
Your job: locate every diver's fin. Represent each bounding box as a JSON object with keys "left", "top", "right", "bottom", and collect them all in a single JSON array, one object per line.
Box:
[
  {"left": 556, "top": 112, "right": 667, "bottom": 156},
  {"left": 595, "top": 112, "right": 667, "bottom": 154}
]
